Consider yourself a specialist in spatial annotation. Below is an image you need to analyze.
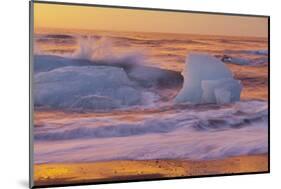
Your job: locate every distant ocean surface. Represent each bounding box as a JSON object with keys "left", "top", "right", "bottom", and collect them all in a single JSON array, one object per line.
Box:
[{"left": 33, "top": 28, "right": 268, "bottom": 164}]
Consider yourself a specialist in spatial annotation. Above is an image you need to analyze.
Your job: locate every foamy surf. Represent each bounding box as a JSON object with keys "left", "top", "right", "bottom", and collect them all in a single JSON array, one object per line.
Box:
[{"left": 34, "top": 100, "right": 268, "bottom": 163}]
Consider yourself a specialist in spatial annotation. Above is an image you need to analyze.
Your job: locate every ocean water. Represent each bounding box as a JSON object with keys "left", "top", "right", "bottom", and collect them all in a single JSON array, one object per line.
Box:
[{"left": 33, "top": 28, "right": 268, "bottom": 164}]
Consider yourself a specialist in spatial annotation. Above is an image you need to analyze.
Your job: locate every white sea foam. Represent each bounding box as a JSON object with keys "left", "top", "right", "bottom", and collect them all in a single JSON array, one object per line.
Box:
[{"left": 34, "top": 100, "right": 268, "bottom": 163}]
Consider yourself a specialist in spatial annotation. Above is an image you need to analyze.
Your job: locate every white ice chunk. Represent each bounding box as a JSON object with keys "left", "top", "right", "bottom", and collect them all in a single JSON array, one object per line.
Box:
[
  {"left": 215, "top": 88, "right": 231, "bottom": 104},
  {"left": 201, "top": 79, "right": 242, "bottom": 104},
  {"left": 175, "top": 53, "right": 242, "bottom": 104},
  {"left": 34, "top": 66, "right": 141, "bottom": 110}
]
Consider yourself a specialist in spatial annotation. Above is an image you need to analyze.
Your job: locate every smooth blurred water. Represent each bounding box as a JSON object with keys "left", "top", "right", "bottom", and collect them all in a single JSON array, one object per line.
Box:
[{"left": 33, "top": 29, "right": 268, "bottom": 163}]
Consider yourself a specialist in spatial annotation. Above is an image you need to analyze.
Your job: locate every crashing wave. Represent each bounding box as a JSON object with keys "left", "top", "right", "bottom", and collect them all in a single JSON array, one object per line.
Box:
[
  {"left": 34, "top": 100, "right": 268, "bottom": 141},
  {"left": 33, "top": 54, "right": 183, "bottom": 110},
  {"left": 34, "top": 100, "right": 268, "bottom": 163}
]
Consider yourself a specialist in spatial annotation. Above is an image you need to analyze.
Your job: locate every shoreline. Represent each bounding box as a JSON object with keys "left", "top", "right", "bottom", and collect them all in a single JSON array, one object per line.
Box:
[{"left": 34, "top": 154, "right": 268, "bottom": 187}]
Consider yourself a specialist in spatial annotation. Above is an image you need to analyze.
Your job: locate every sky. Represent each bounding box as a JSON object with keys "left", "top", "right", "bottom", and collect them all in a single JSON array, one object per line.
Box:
[{"left": 34, "top": 2, "right": 268, "bottom": 37}]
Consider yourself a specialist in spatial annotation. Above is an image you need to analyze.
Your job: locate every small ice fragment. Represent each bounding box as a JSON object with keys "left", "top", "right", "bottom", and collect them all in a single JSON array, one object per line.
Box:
[{"left": 202, "top": 79, "right": 242, "bottom": 104}]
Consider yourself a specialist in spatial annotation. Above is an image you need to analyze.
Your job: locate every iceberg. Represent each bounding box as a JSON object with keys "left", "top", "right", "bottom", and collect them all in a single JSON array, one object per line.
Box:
[
  {"left": 175, "top": 53, "right": 242, "bottom": 104},
  {"left": 34, "top": 66, "right": 141, "bottom": 110},
  {"left": 34, "top": 55, "right": 93, "bottom": 73}
]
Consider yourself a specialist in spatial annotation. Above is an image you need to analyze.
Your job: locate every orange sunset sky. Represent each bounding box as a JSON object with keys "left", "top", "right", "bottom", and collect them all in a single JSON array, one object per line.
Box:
[{"left": 34, "top": 2, "right": 268, "bottom": 37}]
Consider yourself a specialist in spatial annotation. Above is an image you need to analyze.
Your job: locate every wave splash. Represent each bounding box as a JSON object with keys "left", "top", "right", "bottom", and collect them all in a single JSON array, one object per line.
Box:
[{"left": 33, "top": 37, "right": 183, "bottom": 111}]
